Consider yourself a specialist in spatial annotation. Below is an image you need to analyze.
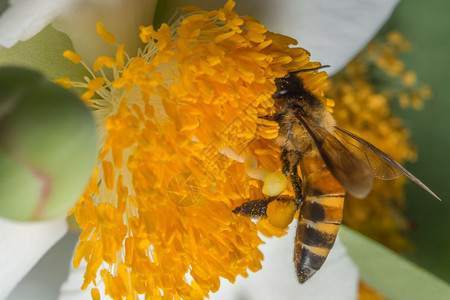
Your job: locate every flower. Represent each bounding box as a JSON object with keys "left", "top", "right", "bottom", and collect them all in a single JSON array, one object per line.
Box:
[
  {"left": 61, "top": 3, "right": 342, "bottom": 297},
  {"left": 0, "top": 0, "right": 399, "bottom": 299}
]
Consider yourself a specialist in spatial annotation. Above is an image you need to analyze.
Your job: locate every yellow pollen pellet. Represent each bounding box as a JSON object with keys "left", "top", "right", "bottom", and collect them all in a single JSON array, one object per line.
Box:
[
  {"left": 262, "top": 171, "right": 287, "bottom": 196},
  {"left": 267, "top": 200, "right": 297, "bottom": 228},
  {"left": 63, "top": 50, "right": 82, "bottom": 64},
  {"left": 97, "top": 22, "right": 116, "bottom": 45}
]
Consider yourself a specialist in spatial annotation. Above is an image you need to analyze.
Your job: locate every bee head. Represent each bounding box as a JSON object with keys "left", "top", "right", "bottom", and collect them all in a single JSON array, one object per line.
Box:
[
  {"left": 273, "top": 73, "right": 305, "bottom": 98},
  {"left": 272, "top": 65, "right": 330, "bottom": 99}
]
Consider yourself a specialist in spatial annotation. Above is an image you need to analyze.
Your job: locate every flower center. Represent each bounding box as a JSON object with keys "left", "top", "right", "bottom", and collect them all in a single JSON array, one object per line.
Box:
[{"left": 60, "top": 1, "right": 330, "bottom": 298}]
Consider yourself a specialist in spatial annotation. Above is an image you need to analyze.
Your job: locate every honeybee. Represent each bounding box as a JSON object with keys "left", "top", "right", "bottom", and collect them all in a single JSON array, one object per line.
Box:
[{"left": 233, "top": 66, "right": 440, "bottom": 283}]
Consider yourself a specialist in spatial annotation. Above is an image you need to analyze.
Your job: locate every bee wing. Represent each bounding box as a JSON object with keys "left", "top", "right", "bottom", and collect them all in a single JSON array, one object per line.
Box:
[
  {"left": 333, "top": 127, "right": 402, "bottom": 180},
  {"left": 334, "top": 127, "right": 441, "bottom": 200},
  {"left": 298, "top": 115, "right": 374, "bottom": 199}
]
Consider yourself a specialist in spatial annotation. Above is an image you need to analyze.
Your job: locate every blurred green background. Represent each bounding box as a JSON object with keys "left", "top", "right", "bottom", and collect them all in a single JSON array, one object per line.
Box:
[{"left": 383, "top": 0, "right": 450, "bottom": 283}]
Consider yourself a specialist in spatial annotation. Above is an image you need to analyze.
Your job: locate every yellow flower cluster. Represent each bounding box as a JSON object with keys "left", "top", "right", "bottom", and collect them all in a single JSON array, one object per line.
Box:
[
  {"left": 62, "top": 1, "right": 329, "bottom": 298},
  {"left": 327, "top": 31, "right": 431, "bottom": 251},
  {"left": 367, "top": 31, "right": 431, "bottom": 109}
]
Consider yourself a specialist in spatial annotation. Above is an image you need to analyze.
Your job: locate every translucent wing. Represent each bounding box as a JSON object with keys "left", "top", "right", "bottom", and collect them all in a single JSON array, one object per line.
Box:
[
  {"left": 334, "top": 127, "right": 441, "bottom": 200},
  {"left": 298, "top": 115, "right": 374, "bottom": 199},
  {"left": 334, "top": 127, "right": 401, "bottom": 180}
]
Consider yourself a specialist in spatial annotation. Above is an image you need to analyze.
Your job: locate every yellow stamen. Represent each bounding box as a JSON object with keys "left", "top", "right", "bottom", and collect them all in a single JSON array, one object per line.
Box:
[
  {"left": 154, "top": 23, "right": 171, "bottom": 50},
  {"left": 257, "top": 219, "right": 289, "bottom": 237},
  {"left": 116, "top": 44, "right": 125, "bottom": 70},
  {"left": 96, "top": 21, "right": 116, "bottom": 45},
  {"left": 63, "top": 50, "right": 82, "bottom": 64},
  {"left": 87, "top": 77, "right": 106, "bottom": 90},
  {"left": 138, "top": 25, "right": 155, "bottom": 43},
  {"left": 53, "top": 77, "right": 72, "bottom": 88},
  {"left": 93, "top": 56, "right": 115, "bottom": 71},
  {"left": 101, "top": 160, "right": 114, "bottom": 190},
  {"left": 91, "top": 288, "right": 100, "bottom": 300}
]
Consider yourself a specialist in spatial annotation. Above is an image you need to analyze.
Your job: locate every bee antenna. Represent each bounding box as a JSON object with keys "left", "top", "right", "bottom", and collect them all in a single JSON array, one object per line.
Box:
[{"left": 290, "top": 65, "right": 330, "bottom": 74}]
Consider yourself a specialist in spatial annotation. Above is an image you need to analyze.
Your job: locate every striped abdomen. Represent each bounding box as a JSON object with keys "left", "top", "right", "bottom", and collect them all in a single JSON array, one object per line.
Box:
[{"left": 295, "top": 150, "right": 345, "bottom": 283}]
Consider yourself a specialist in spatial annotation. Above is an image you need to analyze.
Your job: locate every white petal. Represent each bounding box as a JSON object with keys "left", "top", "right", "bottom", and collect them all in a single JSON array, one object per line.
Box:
[
  {"left": 0, "top": 217, "right": 67, "bottom": 299},
  {"left": 52, "top": 0, "right": 158, "bottom": 67},
  {"left": 58, "top": 249, "right": 106, "bottom": 300},
  {"left": 6, "top": 233, "right": 79, "bottom": 300},
  {"left": 212, "top": 226, "right": 359, "bottom": 300},
  {"left": 161, "top": 0, "right": 399, "bottom": 75},
  {"left": 0, "top": 0, "right": 76, "bottom": 48}
]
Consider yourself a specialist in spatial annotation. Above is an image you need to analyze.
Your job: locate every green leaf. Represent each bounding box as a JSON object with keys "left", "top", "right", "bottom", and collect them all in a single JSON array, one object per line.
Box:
[
  {"left": 0, "top": 25, "right": 87, "bottom": 82},
  {"left": 153, "top": 0, "right": 170, "bottom": 29},
  {"left": 340, "top": 226, "right": 450, "bottom": 300},
  {"left": 0, "top": 66, "right": 96, "bottom": 221},
  {"left": 0, "top": 1, "right": 8, "bottom": 14}
]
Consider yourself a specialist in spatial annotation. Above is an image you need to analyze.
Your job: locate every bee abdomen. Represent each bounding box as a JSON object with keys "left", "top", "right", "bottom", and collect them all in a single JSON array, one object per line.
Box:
[
  {"left": 295, "top": 194, "right": 344, "bottom": 283},
  {"left": 294, "top": 243, "right": 331, "bottom": 283},
  {"left": 300, "top": 195, "right": 344, "bottom": 224}
]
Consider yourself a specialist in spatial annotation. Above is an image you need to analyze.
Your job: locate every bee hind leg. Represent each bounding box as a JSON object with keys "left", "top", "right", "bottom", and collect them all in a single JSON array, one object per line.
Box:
[
  {"left": 281, "top": 149, "right": 303, "bottom": 205},
  {"left": 281, "top": 148, "right": 291, "bottom": 176},
  {"left": 236, "top": 149, "right": 303, "bottom": 218},
  {"left": 258, "top": 113, "right": 282, "bottom": 122},
  {"left": 291, "top": 159, "right": 303, "bottom": 205},
  {"left": 232, "top": 197, "right": 276, "bottom": 218}
]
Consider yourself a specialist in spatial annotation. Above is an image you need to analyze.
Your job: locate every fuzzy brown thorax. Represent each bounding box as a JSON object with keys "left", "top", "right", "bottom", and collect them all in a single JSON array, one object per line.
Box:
[{"left": 273, "top": 73, "right": 335, "bottom": 152}]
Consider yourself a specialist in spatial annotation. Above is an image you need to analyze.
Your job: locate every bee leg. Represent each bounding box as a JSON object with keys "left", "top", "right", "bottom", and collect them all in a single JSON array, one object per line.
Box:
[
  {"left": 281, "top": 149, "right": 303, "bottom": 205},
  {"left": 258, "top": 113, "right": 282, "bottom": 122},
  {"left": 291, "top": 162, "right": 303, "bottom": 206},
  {"left": 281, "top": 148, "right": 291, "bottom": 176},
  {"left": 233, "top": 197, "right": 276, "bottom": 217}
]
